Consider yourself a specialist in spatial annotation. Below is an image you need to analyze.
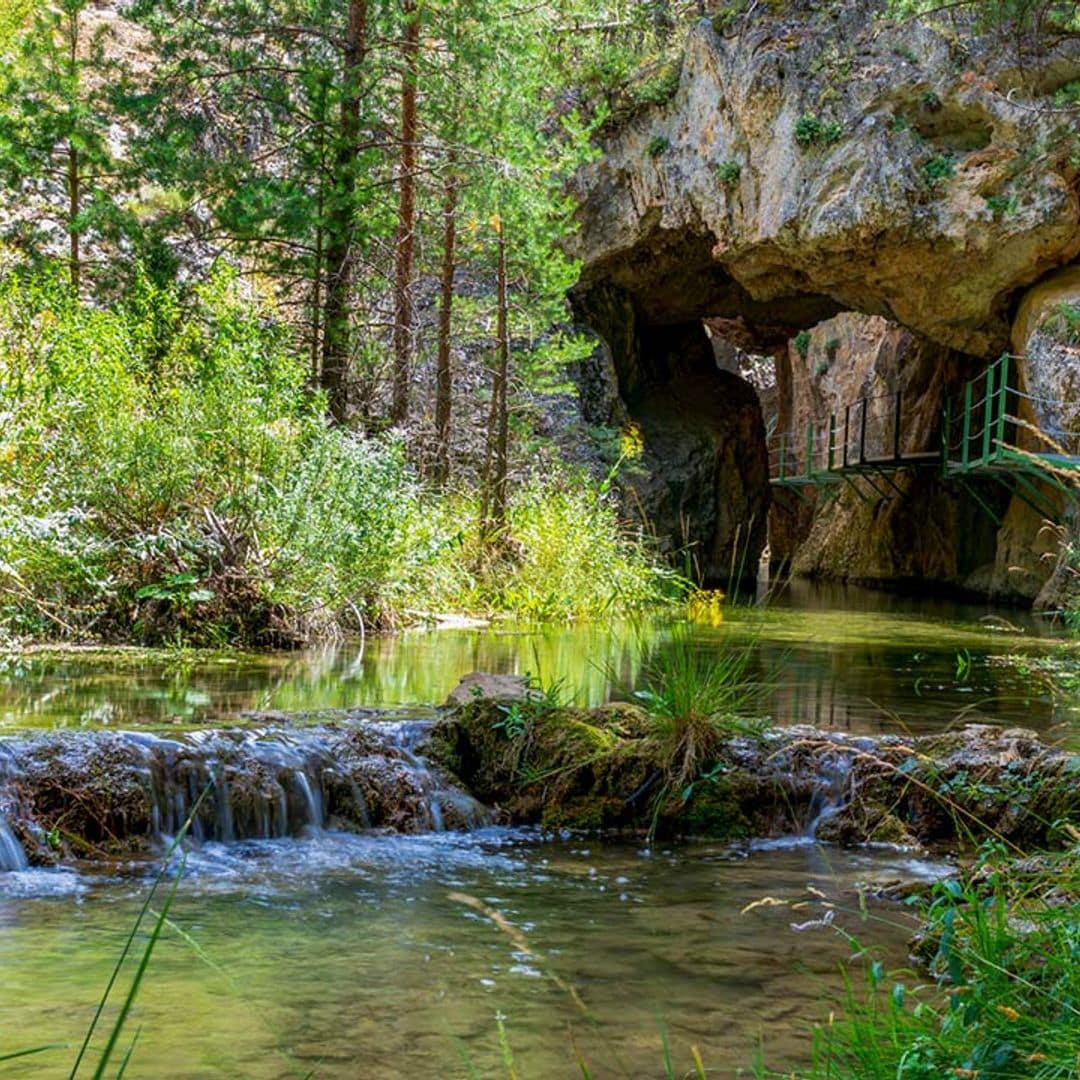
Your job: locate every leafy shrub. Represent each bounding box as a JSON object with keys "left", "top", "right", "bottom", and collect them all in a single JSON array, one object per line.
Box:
[
  {"left": 984, "top": 192, "right": 1018, "bottom": 217},
  {"left": 794, "top": 113, "right": 843, "bottom": 147},
  {"left": 716, "top": 159, "right": 742, "bottom": 185},
  {"left": 922, "top": 153, "right": 955, "bottom": 184},
  {"left": 793, "top": 330, "right": 812, "bottom": 359},
  {"left": 0, "top": 270, "right": 675, "bottom": 643}
]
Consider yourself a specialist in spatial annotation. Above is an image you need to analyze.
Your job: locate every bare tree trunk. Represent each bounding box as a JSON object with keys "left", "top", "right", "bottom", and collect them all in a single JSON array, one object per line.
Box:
[
  {"left": 481, "top": 221, "right": 510, "bottom": 536},
  {"left": 433, "top": 150, "right": 458, "bottom": 484},
  {"left": 390, "top": 0, "right": 420, "bottom": 425},
  {"left": 66, "top": 9, "right": 80, "bottom": 294},
  {"left": 320, "top": 0, "right": 368, "bottom": 424},
  {"left": 68, "top": 141, "right": 80, "bottom": 294},
  {"left": 310, "top": 80, "right": 328, "bottom": 387}
]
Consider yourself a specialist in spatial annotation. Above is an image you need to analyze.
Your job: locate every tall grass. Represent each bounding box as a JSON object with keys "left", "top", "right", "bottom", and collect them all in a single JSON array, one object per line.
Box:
[
  {"left": 0, "top": 269, "right": 675, "bottom": 645},
  {"left": 635, "top": 622, "right": 771, "bottom": 789},
  {"left": 799, "top": 842, "right": 1080, "bottom": 1080}
]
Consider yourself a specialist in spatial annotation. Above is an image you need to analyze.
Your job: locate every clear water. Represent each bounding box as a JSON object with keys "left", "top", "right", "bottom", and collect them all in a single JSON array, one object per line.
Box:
[
  {"left": 1, "top": 581, "right": 1074, "bottom": 736},
  {"left": 0, "top": 583, "right": 1074, "bottom": 1077},
  {"left": 0, "top": 831, "right": 945, "bottom": 1077}
]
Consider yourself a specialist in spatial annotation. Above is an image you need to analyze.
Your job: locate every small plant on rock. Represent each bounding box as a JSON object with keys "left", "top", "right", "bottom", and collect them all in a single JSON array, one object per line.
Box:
[
  {"left": 922, "top": 153, "right": 955, "bottom": 185},
  {"left": 793, "top": 330, "right": 812, "bottom": 359},
  {"left": 635, "top": 622, "right": 771, "bottom": 792},
  {"left": 647, "top": 134, "right": 670, "bottom": 158},
  {"left": 716, "top": 159, "right": 741, "bottom": 186},
  {"left": 794, "top": 113, "right": 843, "bottom": 147}
]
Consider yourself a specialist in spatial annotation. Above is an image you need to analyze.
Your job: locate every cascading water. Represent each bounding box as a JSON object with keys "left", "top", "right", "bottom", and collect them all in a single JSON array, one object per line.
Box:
[
  {"left": 0, "top": 716, "right": 493, "bottom": 869},
  {"left": 0, "top": 743, "right": 29, "bottom": 870},
  {"left": 803, "top": 752, "right": 852, "bottom": 839}
]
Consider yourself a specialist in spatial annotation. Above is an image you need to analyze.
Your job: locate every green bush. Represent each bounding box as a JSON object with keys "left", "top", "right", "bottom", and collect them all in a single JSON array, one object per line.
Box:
[
  {"left": 922, "top": 153, "right": 955, "bottom": 185},
  {"left": 794, "top": 113, "right": 843, "bottom": 147},
  {"left": 0, "top": 270, "right": 675, "bottom": 643},
  {"left": 716, "top": 159, "right": 742, "bottom": 185},
  {"left": 793, "top": 330, "right": 812, "bottom": 359}
]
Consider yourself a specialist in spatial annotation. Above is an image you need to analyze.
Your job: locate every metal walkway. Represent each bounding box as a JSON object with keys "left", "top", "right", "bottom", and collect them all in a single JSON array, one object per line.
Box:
[{"left": 769, "top": 353, "right": 1080, "bottom": 521}]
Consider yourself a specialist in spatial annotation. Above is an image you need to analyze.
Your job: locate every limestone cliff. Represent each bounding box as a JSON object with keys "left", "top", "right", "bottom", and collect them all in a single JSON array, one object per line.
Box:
[{"left": 570, "top": 0, "right": 1080, "bottom": 599}]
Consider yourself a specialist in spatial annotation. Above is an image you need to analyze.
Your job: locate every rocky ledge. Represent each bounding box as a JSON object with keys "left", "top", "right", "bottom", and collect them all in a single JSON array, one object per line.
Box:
[{"left": 429, "top": 675, "right": 1080, "bottom": 849}]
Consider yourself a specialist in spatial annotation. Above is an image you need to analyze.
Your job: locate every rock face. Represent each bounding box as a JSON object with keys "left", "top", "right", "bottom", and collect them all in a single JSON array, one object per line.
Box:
[
  {"left": 569, "top": 1, "right": 1080, "bottom": 598},
  {"left": 573, "top": 300, "right": 770, "bottom": 585},
  {"left": 569, "top": 3, "right": 1080, "bottom": 356},
  {"left": 773, "top": 312, "right": 1005, "bottom": 590},
  {"left": 1010, "top": 267, "right": 1080, "bottom": 607}
]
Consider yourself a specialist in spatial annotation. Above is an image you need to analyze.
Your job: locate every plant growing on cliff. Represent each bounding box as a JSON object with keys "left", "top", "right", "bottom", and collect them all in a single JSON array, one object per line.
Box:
[
  {"left": 794, "top": 113, "right": 843, "bottom": 148},
  {"left": 922, "top": 153, "right": 955, "bottom": 185},
  {"left": 647, "top": 134, "right": 670, "bottom": 158},
  {"left": 715, "top": 159, "right": 741, "bottom": 186},
  {"left": 793, "top": 330, "right": 812, "bottom": 359}
]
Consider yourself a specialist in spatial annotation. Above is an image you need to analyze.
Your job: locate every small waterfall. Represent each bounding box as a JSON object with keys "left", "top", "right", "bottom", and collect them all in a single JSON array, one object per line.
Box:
[
  {"left": 0, "top": 742, "right": 29, "bottom": 871},
  {"left": 0, "top": 716, "right": 494, "bottom": 865},
  {"left": 0, "top": 815, "right": 28, "bottom": 872},
  {"left": 804, "top": 753, "right": 852, "bottom": 839}
]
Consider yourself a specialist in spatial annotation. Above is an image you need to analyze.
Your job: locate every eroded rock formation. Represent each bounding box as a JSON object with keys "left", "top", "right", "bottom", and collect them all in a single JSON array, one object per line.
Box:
[{"left": 569, "top": 0, "right": 1080, "bottom": 598}]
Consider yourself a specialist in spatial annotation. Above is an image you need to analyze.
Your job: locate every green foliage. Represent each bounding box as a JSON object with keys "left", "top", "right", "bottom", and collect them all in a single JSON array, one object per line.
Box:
[
  {"left": 806, "top": 849, "right": 1080, "bottom": 1080},
  {"left": 793, "top": 330, "right": 812, "bottom": 359},
  {"left": 794, "top": 113, "right": 843, "bottom": 148},
  {"left": 984, "top": 192, "right": 1019, "bottom": 217},
  {"left": 815, "top": 359, "right": 830, "bottom": 377},
  {"left": 824, "top": 336, "right": 841, "bottom": 360},
  {"left": 627, "top": 58, "right": 682, "bottom": 109},
  {"left": 887, "top": 0, "right": 1080, "bottom": 34},
  {"left": 1049, "top": 301, "right": 1080, "bottom": 344},
  {"left": 646, "top": 134, "right": 670, "bottom": 157},
  {"left": 634, "top": 622, "right": 771, "bottom": 789},
  {"left": 0, "top": 271, "right": 673, "bottom": 644},
  {"left": 1053, "top": 80, "right": 1080, "bottom": 107},
  {"left": 922, "top": 153, "right": 955, "bottom": 185},
  {"left": 715, "top": 159, "right": 742, "bottom": 185},
  {"left": 398, "top": 474, "right": 677, "bottom": 622}
]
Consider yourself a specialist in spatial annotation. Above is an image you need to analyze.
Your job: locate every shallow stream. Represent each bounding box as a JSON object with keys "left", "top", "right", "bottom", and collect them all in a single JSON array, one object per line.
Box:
[{"left": 0, "top": 584, "right": 1076, "bottom": 1076}]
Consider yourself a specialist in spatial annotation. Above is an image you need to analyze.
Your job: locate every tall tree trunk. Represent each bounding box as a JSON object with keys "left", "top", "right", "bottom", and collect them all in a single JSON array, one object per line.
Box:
[
  {"left": 310, "top": 79, "right": 328, "bottom": 387},
  {"left": 390, "top": 0, "right": 420, "bottom": 425},
  {"left": 320, "top": 0, "right": 368, "bottom": 424},
  {"left": 481, "top": 220, "right": 510, "bottom": 536},
  {"left": 67, "top": 141, "right": 80, "bottom": 294},
  {"left": 66, "top": 9, "right": 80, "bottom": 294},
  {"left": 433, "top": 149, "right": 458, "bottom": 484}
]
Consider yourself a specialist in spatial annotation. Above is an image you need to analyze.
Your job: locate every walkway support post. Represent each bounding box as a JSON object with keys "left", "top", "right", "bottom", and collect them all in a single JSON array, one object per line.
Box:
[
  {"left": 995, "top": 354, "right": 1009, "bottom": 457},
  {"left": 961, "top": 381, "right": 972, "bottom": 473},
  {"left": 982, "top": 362, "right": 997, "bottom": 465}
]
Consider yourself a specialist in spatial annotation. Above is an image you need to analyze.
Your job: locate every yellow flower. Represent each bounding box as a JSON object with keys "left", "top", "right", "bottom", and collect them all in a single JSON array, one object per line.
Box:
[
  {"left": 619, "top": 421, "right": 644, "bottom": 460},
  {"left": 996, "top": 1005, "right": 1020, "bottom": 1022},
  {"left": 688, "top": 589, "right": 725, "bottom": 627}
]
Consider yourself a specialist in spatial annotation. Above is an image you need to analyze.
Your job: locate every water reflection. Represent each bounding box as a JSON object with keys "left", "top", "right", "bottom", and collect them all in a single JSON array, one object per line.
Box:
[{"left": 0, "top": 583, "right": 1072, "bottom": 735}]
